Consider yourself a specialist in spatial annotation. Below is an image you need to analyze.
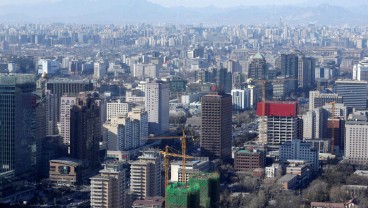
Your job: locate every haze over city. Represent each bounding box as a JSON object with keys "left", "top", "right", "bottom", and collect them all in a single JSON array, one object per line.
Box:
[{"left": 0, "top": 0, "right": 368, "bottom": 207}]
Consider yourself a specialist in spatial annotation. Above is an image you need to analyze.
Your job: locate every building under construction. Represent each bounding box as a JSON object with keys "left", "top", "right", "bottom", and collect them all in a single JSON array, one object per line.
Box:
[
  {"left": 165, "top": 182, "right": 200, "bottom": 208},
  {"left": 166, "top": 172, "right": 220, "bottom": 208},
  {"left": 189, "top": 172, "right": 220, "bottom": 208}
]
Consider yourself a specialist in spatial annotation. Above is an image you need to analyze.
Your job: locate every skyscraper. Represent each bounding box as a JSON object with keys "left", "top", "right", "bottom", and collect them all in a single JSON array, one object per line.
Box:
[
  {"left": 248, "top": 52, "right": 267, "bottom": 80},
  {"left": 201, "top": 92, "right": 232, "bottom": 160},
  {"left": 345, "top": 112, "right": 368, "bottom": 164},
  {"left": 60, "top": 96, "right": 77, "bottom": 145},
  {"left": 46, "top": 79, "right": 93, "bottom": 121},
  {"left": 281, "top": 54, "right": 298, "bottom": 79},
  {"left": 45, "top": 90, "right": 58, "bottom": 136},
  {"left": 145, "top": 80, "right": 169, "bottom": 135},
  {"left": 70, "top": 92, "right": 101, "bottom": 168},
  {"left": 0, "top": 74, "right": 35, "bottom": 176}
]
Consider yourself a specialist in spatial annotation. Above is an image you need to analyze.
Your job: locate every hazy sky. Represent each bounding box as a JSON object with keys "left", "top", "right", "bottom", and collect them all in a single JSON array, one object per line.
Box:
[
  {"left": 0, "top": 0, "right": 307, "bottom": 7},
  {"left": 147, "top": 0, "right": 307, "bottom": 7}
]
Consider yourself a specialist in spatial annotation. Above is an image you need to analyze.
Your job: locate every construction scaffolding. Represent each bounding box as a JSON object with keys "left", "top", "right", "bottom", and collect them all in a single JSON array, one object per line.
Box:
[
  {"left": 189, "top": 173, "right": 220, "bottom": 208},
  {"left": 165, "top": 182, "right": 200, "bottom": 208}
]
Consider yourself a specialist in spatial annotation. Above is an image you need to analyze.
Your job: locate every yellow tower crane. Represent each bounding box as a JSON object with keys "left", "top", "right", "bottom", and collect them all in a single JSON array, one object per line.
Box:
[{"left": 147, "top": 130, "right": 193, "bottom": 184}]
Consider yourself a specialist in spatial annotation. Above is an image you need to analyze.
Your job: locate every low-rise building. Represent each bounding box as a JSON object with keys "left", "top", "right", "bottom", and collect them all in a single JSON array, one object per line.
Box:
[
  {"left": 234, "top": 149, "right": 266, "bottom": 172},
  {"left": 170, "top": 158, "right": 209, "bottom": 182},
  {"left": 265, "top": 163, "right": 282, "bottom": 178},
  {"left": 49, "top": 158, "right": 86, "bottom": 186},
  {"left": 132, "top": 196, "right": 165, "bottom": 208},
  {"left": 277, "top": 174, "right": 298, "bottom": 190}
]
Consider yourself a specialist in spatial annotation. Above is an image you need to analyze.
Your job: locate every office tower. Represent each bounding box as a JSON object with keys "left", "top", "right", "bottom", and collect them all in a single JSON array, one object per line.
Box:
[
  {"left": 60, "top": 96, "right": 77, "bottom": 145},
  {"left": 70, "top": 92, "right": 101, "bottom": 169},
  {"left": 45, "top": 90, "right": 58, "bottom": 136},
  {"left": 145, "top": 80, "right": 169, "bottom": 135},
  {"left": 248, "top": 52, "right": 267, "bottom": 80},
  {"left": 302, "top": 108, "right": 328, "bottom": 140},
  {"left": 90, "top": 161, "right": 128, "bottom": 208},
  {"left": 130, "top": 150, "right": 162, "bottom": 200},
  {"left": 344, "top": 112, "right": 368, "bottom": 164},
  {"left": 46, "top": 79, "right": 93, "bottom": 121},
  {"left": 106, "top": 100, "right": 131, "bottom": 121},
  {"left": 335, "top": 80, "right": 368, "bottom": 109},
  {"left": 194, "top": 68, "right": 232, "bottom": 93},
  {"left": 281, "top": 54, "right": 298, "bottom": 79},
  {"left": 298, "top": 56, "right": 315, "bottom": 89},
  {"left": 279, "top": 139, "right": 319, "bottom": 172},
  {"left": 93, "top": 61, "right": 107, "bottom": 80},
  {"left": 231, "top": 89, "right": 252, "bottom": 111},
  {"left": 256, "top": 101, "right": 298, "bottom": 145},
  {"left": 309, "top": 91, "right": 343, "bottom": 111},
  {"left": 353, "top": 57, "right": 368, "bottom": 81},
  {"left": 0, "top": 74, "right": 35, "bottom": 176},
  {"left": 201, "top": 92, "right": 232, "bottom": 160}
]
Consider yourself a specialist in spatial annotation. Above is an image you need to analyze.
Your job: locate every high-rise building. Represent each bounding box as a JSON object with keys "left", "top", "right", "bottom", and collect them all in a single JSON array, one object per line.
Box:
[
  {"left": 188, "top": 173, "right": 220, "bottom": 208},
  {"left": 128, "top": 107, "right": 149, "bottom": 147},
  {"left": 0, "top": 74, "right": 35, "bottom": 176},
  {"left": 353, "top": 57, "right": 368, "bottom": 81},
  {"left": 335, "top": 80, "right": 368, "bottom": 109},
  {"left": 298, "top": 56, "right": 315, "bottom": 89},
  {"left": 90, "top": 161, "right": 128, "bottom": 208},
  {"left": 106, "top": 100, "right": 131, "bottom": 121},
  {"left": 344, "top": 112, "right": 368, "bottom": 164},
  {"left": 201, "top": 92, "right": 232, "bottom": 160},
  {"left": 231, "top": 89, "right": 252, "bottom": 111},
  {"left": 170, "top": 159, "right": 209, "bottom": 183},
  {"left": 279, "top": 139, "right": 319, "bottom": 172},
  {"left": 130, "top": 149, "right": 162, "bottom": 200},
  {"left": 302, "top": 108, "right": 328, "bottom": 140},
  {"left": 248, "top": 52, "right": 267, "bottom": 80},
  {"left": 45, "top": 90, "right": 58, "bottom": 136},
  {"left": 94, "top": 61, "right": 107, "bottom": 80},
  {"left": 46, "top": 79, "right": 93, "bottom": 121},
  {"left": 256, "top": 101, "right": 299, "bottom": 145},
  {"left": 60, "top": 96, "right": 77, "bottom": 145},
  {"left": 70, "top": 92, "right": 101, "bottom": 168},
  {"left": 145, "top": 80, "right": 169, "bottom": 135},
  {"left": 281, "top": 54, "right": 298, "bottom": 79},
  {"left": 309, "top": 91, "right": 343, "bottom": 111}
]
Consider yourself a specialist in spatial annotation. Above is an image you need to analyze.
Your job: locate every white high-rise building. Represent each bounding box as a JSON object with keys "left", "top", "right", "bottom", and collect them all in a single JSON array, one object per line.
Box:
[
  {"left": 94, "top": 61, "right": 107, "bottom": 80},
  {"left": 106, "top": 100, "right": 131, "bottom": 121},
  {"left": 353, "top": 57, "right": 368, "bottom": 81},
  {"left": 46, "top": 90, "right": 58, "bottom": 136},
  {"left": 302, "top": 108, "right": 327, "bottom": 140},
  {"left": 133, "top": 63, "right": 158, "bottom": 78},
  {"left": 103, "top": 107, "right": 148, "bottom": 151},
  {"left": 231, "top": 89, "right": 252, "bottom": 111},
  {"left": 145, "top": 80, "right": 169, "bottom": 135},
  {"left": 38, "top": 59, "right": 60, "bottom": 75},
  {"left": 60, "top": 96, "right": 77, "bottom": 144},
  {"left": 103, "top": 115, "right": 133, "bottom": 151},
  {"left": 345, "top": 112, "right": 368, "bottom": 164}
]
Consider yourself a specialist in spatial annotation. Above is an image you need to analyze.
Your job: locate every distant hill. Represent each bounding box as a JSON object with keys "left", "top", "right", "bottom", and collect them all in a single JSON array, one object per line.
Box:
[{"left": 0, "top": 0, "right": 366, "bottom": 25}]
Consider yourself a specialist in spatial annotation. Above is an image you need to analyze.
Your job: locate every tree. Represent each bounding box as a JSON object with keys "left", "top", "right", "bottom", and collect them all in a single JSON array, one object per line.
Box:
[
  {"left": 302, "top": 179, "right": 329, "bottom": 203},
  {"left": 329, "top": 186, "right": 350, "bottom": 202}
]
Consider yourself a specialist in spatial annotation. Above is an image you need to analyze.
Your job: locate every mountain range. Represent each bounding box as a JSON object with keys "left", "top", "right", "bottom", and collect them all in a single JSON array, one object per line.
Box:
[{"left": 0, "top": 0, "right": 367, "bottom": 25}]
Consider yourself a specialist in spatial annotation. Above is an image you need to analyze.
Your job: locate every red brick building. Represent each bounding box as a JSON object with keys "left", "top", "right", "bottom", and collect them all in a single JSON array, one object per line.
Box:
[{"left": 234, "top": 149, "right": 266, "bottom": 172}]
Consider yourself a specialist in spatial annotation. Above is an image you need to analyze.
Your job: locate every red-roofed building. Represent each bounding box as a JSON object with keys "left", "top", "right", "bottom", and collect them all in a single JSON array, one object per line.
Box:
[{"left": 257, "top": 101, "right": 299, "bottom": 145}]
